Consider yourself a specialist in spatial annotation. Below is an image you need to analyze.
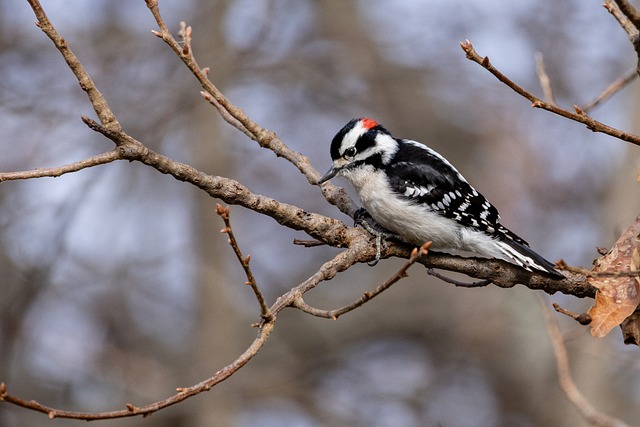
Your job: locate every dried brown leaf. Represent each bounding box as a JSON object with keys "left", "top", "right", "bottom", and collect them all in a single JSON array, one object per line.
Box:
[
  {"left": 588, "top": 286, "right": 638, "bottom": 338},
  {"left": 588, "top": 225, "right": 640, "bottom": 338}
]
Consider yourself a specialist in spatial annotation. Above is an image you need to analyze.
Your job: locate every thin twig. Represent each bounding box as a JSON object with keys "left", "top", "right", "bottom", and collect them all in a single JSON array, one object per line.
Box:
[
  {"left": 293, "top": 239, "right": 326, "bottom": 247},
  {"left": 613, "top": 0, "right": 640, "bottom": 31},
  {"left": 557, "top": 259, "right": 640, "bottom": 278},
  {"left": 552, "top": 303, "right": 592, "bottom": 325},
  {"left": 460, "top": 40, "right": 640, "bottom": 147},
  {"left": 0, "top": 150, "right": 121, "bottom": 182},
  {"left": 0, "top": 321, "right": 275, "bottom": 420},
  {"left": 535, "top": 52, "right": 556, "bottom": 105},
  {"left": 200, "top": 91, "right": 255, "bottom": 140},
  {"left": 176, "top": 20, "right": 254, "bottom": 140},
  {"left": 216, "top": 204, "right": 271, "bottom": 320},
  {"left": 581, "top": 69, "right": 637, "bottom": 113},
  {"left": 539, "top": 296, "right": 631, "bottom": 427},
  {"left": 26, "top": 0, "right": 120, "bottom": 131},
  {"left": 427, "top": 268, "right": 492, "bottom": 288},
  {"left": 292, "top": 243, "right": 431, "bottom": 320},
  {"left": 604, "top": 0, "right": 640, "bottom": 42},
  {"left": 605, "top": 0, "right": 640, "bottom": 77},
  {"left": 147, "top": 11, "right": 257, "bottom": 141}
]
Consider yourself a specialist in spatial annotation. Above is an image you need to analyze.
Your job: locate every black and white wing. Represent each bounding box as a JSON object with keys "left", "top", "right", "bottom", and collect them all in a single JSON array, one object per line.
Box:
[{"left": 385, "top": 140, "right": 514, "bottom": 238}]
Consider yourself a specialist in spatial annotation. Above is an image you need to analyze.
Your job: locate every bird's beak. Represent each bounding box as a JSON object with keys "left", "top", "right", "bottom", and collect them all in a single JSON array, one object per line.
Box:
[{"left": 318, "top": 165, "right": 339, "bottom": 185}]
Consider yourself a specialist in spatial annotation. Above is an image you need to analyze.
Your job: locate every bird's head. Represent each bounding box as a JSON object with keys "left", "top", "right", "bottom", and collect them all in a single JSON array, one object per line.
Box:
[{"left": 318, "top": 117, "right": 397, "bottom": 184}]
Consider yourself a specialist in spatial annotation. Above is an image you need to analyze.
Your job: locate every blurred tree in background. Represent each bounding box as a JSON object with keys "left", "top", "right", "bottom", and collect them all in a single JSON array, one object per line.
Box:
[{"left": 1, "top": 1, "right": 639, "bottom": 426}]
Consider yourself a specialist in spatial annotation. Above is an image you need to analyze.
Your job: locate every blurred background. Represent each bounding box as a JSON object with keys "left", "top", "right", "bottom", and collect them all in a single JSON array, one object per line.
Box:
[{"left": 1, "top": 1, "right": 640, "bottom": 426}]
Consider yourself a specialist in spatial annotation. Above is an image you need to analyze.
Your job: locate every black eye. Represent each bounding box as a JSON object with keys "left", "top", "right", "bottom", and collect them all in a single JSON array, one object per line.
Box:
[{"left": 344, "top": 147, "right": 357, "bottom": 159}]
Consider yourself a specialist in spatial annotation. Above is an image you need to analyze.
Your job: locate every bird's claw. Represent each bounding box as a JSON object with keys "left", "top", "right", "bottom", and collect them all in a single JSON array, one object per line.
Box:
[{"left": 353, "top": 208, "right": 400, "bottom": 266}]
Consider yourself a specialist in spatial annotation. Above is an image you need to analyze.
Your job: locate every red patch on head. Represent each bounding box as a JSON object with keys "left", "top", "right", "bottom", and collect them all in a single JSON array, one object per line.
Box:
[{"left": 360, "top": 118, "right": 378, "bottom": 130}]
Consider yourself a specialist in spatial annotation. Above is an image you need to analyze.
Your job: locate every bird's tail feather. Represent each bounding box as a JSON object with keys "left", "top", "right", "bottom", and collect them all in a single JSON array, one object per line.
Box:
[{"left": 494, "top": 240, "right": 563, "bottom": 279}]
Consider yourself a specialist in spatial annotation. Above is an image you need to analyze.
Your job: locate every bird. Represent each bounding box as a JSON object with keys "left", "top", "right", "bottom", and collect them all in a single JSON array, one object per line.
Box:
[{"left": 318, "top": 117, "right": 563, "bottom": 278}]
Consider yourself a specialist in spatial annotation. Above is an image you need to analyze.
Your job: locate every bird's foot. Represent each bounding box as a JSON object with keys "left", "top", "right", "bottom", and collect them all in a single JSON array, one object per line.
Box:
[{"left": 353, "top": 208, "right": 401, "bottom": 266}]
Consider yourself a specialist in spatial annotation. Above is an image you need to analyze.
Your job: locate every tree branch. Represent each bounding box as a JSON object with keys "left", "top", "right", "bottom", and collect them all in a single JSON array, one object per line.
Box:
[
  {"left": 612, "top": 0, "right": 640, "bottom": 34},
  {"left": 605, "top": 0, "right": 640, "bottom": 40},
  {"left": 427, "top": 268, "right": 492, "bottom": 288},
  {"left": 581, "top": 69, "right": 637, "bottom": 113},
  {"left": 76, "top": 119, "right": 349, "bottom": 249},
  {"left": 606, "top": 0, "right": 640, "bottom": 76},
  {"left": 460, "top": 40, "right": 640, "bottom": 147},
  {"left": 26, "top": 0, "right": 121, "bottom": 131},
  {"left": 380, "top": 244, "right": 596, "bottom": 299},
  {"left": 292, "top": 243, "right": 431, "bottom": 319},
  {"left": 216, "top": 204, "right": 271, "bottom": 320},
  {"left": 0, "top": 321, "right": 275, "bottom": 420},
  {"left": 0, "top": 149, "right": 121, "bottom": 182},
  {"left": 553, "top": 303, "right": 592, "bottom": 326},
  {"left": 535, "top": 52, "right": 557, "bottom": 105}
]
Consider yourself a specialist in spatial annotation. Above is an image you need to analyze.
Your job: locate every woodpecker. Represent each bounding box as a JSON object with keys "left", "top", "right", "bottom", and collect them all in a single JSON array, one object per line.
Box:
[{"left": 318, "top": 117, "right": 563, "bottom": 278}]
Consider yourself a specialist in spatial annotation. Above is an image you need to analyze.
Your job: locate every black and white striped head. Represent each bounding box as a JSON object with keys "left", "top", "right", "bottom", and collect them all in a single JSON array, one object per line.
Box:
[{"left": 318, "top": 118, "right": 398, "bottom": 184}]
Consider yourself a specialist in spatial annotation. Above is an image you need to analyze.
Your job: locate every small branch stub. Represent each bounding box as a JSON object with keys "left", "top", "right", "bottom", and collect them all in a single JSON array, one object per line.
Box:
[{"left": 553, "top": 303, "right": 592, "bottom": 325}]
